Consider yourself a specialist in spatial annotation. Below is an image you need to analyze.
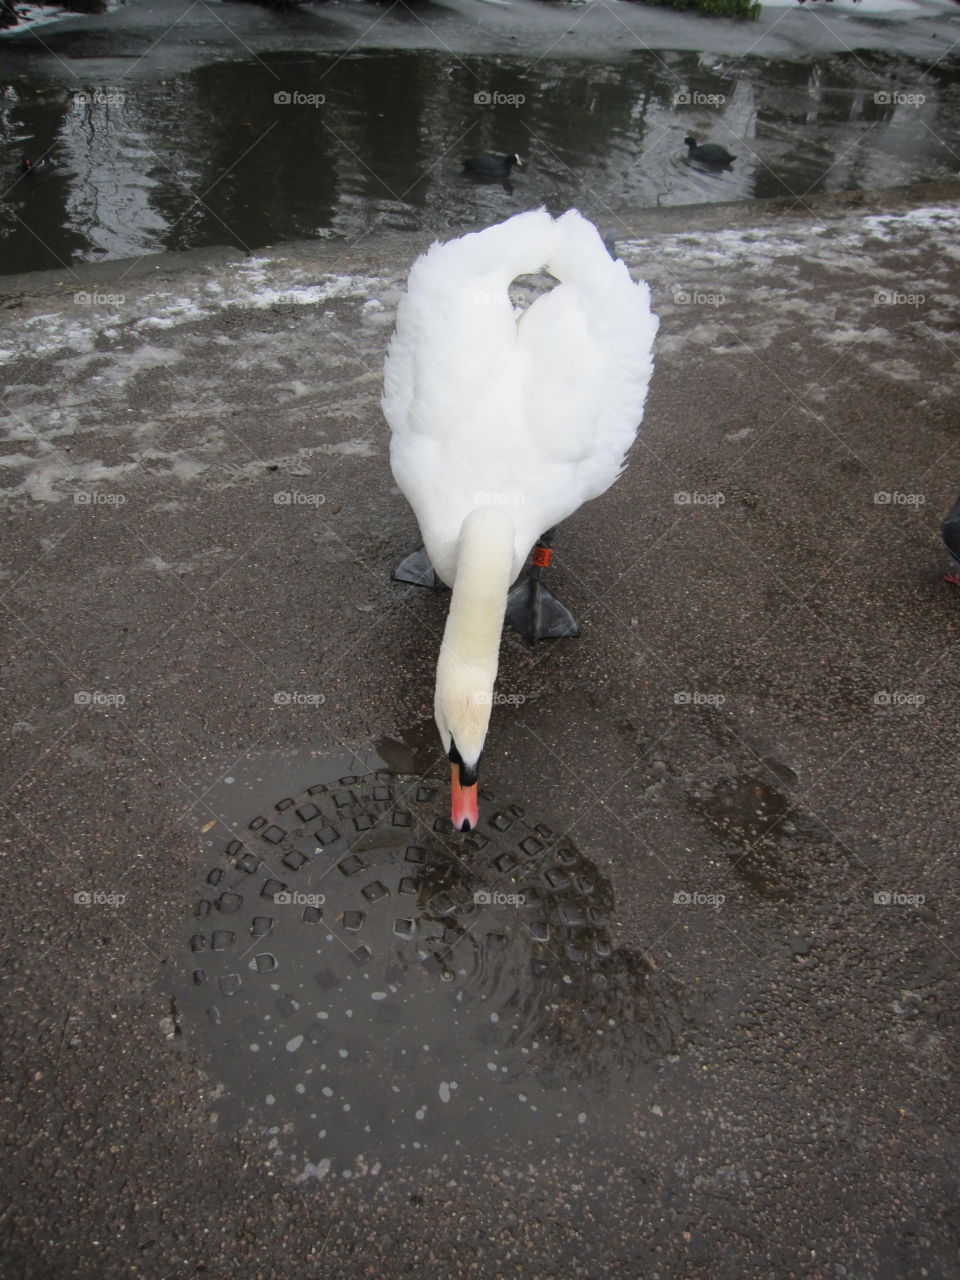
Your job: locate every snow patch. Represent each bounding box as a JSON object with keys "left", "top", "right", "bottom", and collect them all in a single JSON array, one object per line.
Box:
[{"left": 295, "top": 1159, "right": 332, "bottom": 1183}]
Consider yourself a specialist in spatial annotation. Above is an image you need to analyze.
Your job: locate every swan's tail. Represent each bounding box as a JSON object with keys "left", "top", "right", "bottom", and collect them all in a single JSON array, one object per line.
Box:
[
  {"left": 542, "top": 208, "right": 619, "bottom": 287},
  {"left": 423, "top": 206, "right": 632, "bottom": 298},
  {"left": 413, "top": 208, "right": 559, "bottom": 285}
]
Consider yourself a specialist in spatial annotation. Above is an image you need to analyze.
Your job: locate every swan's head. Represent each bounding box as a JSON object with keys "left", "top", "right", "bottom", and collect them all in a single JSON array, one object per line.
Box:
[
  {"left": 434, "top": 665, "right": 494, "bottom": 832},
  {"left": 683, "top": 136, "right": 697, "bottom": 148}
]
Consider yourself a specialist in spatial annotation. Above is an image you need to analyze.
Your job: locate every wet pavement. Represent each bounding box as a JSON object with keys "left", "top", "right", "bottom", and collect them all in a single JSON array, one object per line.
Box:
[{"left": 2, "top": 182, "right": 960, "bottom": 1276}]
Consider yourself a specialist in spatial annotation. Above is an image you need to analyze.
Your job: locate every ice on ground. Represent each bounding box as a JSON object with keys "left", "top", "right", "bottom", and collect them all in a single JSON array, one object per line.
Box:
[{"left": 2, "top": 204, "right": 959, "bottom": 506}]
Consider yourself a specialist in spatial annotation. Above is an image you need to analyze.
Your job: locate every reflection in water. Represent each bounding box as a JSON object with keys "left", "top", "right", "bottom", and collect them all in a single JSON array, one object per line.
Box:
[
  {"left": 180, "top": 768, "right": 689, "bottom": 1176},
  {"left": 1, "top": 48, "right": 959, "bottom": 272}
]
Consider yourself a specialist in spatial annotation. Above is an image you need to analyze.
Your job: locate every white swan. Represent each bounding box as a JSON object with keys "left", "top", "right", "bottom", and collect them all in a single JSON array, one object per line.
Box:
[{"left": 383, "top": 208, "right": 658, "bottom": 830}]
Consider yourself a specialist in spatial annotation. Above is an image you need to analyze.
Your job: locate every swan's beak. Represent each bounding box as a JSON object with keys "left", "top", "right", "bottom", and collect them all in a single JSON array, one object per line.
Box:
[{"left": 450, "top": 763, "right": 479, "bottom": 832}]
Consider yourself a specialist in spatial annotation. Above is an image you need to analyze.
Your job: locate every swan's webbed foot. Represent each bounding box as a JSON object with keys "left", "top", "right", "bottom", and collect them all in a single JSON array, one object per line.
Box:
[
  {"left": 393, "top": 546, "right": 447, "bottom": 591},
  {"left": 505, "top": 531, "right": 581, "bottom": 641},
  {"left": 505, "top": 577, "right": 581, "bottom": 641}
]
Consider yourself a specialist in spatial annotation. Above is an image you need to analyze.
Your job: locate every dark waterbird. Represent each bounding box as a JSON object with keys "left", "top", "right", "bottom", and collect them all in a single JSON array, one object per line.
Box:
[
  {"left": 463, "top": 152, "right": 525, "bottom": 179},
  {"left": 942, "top": 494, "right": 960, "bottom": 586},
  {"left": 684, "top": 136, "right": 736, "bottom": 165}
]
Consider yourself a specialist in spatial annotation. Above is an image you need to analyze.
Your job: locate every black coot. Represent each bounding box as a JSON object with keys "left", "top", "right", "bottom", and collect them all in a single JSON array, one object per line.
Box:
[
  {"left": 684, "top": 137, "right": 736, "bottom": 165},
  {"left": 463, "top": 153, "right": 525, "bottom": 179}
]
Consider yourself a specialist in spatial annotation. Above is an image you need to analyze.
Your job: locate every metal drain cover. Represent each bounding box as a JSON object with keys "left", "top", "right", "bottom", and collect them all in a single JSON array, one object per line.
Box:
[{"left": 180, "top": 770, "right": 678, "bottom": 1178}]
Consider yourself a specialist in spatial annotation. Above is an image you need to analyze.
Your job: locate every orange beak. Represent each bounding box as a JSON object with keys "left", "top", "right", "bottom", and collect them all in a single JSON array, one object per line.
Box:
[{"left": 450, "top": 762, "right": 479, "bottom": 832}]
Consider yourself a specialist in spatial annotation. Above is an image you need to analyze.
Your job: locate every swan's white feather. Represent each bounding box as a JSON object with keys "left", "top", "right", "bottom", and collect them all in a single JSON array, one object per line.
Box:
[{"left": 383, "top": 208, "right": 658, "bottom": 585}]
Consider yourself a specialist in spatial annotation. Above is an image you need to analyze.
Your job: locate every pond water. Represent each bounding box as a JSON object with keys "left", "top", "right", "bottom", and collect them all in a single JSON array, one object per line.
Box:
[{"left": 1, "top": 3, "right": 959, "bottom": 273}]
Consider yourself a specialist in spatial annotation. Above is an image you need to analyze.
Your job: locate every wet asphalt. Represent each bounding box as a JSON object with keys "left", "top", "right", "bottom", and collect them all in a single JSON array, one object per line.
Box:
[{"left": 1, "top": 183, "right": 959, "bottom": 1278}]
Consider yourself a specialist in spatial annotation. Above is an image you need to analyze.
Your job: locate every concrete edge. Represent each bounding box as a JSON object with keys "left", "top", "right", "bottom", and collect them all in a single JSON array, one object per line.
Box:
[{"left": 1, "top": 179, "right": 958, "bottom": 302}]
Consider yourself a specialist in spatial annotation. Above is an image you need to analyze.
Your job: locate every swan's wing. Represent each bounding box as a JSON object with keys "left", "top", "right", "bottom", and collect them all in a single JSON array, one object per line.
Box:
[
  {"left": 384, "top": 213, "right": 562, "bottom": 570},
  {"left": 517, "top": 210, "right": 658, "bottom": 503},
  {"left": 383, "top": 208, "right": 557, "bottom": 444},
  {"left": 384, "top": 267, "right": 521, "bottom": 574}
]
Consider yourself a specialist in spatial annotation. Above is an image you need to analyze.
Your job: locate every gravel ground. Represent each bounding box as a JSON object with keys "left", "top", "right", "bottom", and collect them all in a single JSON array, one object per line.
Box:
[{"left": 1, "top": 183, "right": 959, "bottom": 1278}]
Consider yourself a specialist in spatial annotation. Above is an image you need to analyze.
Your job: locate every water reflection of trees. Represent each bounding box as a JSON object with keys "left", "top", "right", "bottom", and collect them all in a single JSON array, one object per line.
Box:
[{"left": 0, "top": 48, "right": 958, "bottom": 269}]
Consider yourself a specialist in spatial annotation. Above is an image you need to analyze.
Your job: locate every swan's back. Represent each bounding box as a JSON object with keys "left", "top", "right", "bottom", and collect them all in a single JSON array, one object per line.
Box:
[{"left": 383, "top": 208, "right": 658, "bottom": 584}]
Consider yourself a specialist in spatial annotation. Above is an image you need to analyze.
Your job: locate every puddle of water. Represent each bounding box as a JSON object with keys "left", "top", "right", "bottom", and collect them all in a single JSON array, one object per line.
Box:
[
  {"left": 2, "top": 47, "right": 960, "bottom": 272},
  {"left": 178, "top": 746, "right": 689, "bottom": 1179},
  {"left": 688, "top": 766, "right": 814, "bottom": 900},
  {"left": 698, "top": 772, "right": 798, "bottom": 845}
]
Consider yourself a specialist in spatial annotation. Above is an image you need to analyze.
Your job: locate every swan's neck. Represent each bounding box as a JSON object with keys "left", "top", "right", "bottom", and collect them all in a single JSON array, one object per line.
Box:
[
  {"left": 445, "top": 508, "right": 515, "bottom": 661},
  {"left": 435, "top": 507, "right": 516, "bottom": 767}
]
